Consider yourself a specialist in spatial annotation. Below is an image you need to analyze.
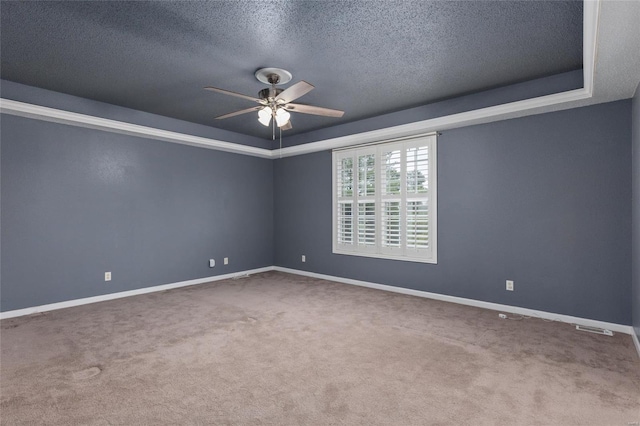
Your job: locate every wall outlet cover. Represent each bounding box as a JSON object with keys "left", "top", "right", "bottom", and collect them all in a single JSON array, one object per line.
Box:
[
  {"left": 209, "top": 259, "right": 215, "bottom": 268},
  {"left": 224, "top": 257, "right": 229, "bottom": 265},
  {"left": 105, "top": 272, "right": 111, "bottom": 282},
  {"left": 506, "top": 280, "right": 514, "bottom": 291}
]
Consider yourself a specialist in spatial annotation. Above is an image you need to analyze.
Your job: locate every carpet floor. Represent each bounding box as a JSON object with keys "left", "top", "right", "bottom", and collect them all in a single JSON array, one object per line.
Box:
[{"left": 1, "top": 271, "right": 639, "bottom": 425}]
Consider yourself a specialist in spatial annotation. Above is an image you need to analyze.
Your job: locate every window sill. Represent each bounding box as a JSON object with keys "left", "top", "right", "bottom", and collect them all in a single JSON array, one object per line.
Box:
[{"left": 332, "top": 248, "right": 437, "bottom": 264}]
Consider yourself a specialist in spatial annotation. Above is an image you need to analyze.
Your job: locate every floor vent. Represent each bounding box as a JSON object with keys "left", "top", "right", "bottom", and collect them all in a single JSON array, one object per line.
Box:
[
  {"left": 575, "top": 325, "right": 613, "bottom": 336},
  {"left": 232, "top": 273, "right": 251, "bottom": 280}
]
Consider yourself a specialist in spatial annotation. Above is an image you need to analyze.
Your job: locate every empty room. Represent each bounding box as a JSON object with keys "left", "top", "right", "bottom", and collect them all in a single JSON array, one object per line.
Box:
[{"left": 1, "top": 0, "right": 639, "bottom": 424}]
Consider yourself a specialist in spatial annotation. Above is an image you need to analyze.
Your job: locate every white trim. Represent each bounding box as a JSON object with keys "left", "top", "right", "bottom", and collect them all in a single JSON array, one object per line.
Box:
[
  {"left": 332, "top": 249, "right": 437, "bottom": 264},
  {"left": 0, "top": 99, "right": 273, "bottom": 159},
  {"left": 3, "top": 265, "right": 635, "bottom": 348},
  {"left": 583, "top": 0, "right": 600, "bottom": 96},
  {"left": 273, "top": 266, "right": 633, "bottom": 335},
  {"left": 0, "top": 88, "right": 590, "bottom": 161},
  {"left": 0, "top": 1, "right": 601, "bottom": 160},
  {"left": 332, "top": 132, "right": 439, "bottom": 151},
  {"left": 633, "top": 332, "right": 640, "bottom": 360},
  {"left": 0, "top": 266, "right": 275, "bottom": 320},
  {"left": 428, "top": 137, "right": 437, "bottom": 263},
  {"left": 275, "top": 88, "right": 591, "bottom": 158}
]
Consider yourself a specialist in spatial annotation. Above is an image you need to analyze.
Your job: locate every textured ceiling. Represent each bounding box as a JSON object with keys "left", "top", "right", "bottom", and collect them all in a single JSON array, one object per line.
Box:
[{"left": 0, "top": 1, "right": 583, "bottom": 139}]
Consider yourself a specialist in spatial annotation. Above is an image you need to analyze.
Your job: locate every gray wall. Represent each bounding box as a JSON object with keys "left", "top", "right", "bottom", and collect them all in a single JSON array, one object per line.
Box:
[
  {"left": 1, "top": 114, "right": 273, "bottom": 311},
  {"left": 633, "top": 83, "right": 640, "bottom": 340},
  {"left": 274, "top": 100, "right": 632, "bottom": 325},
  {"left": 1, "top": 78, "right": 634, "bottom": 328}
]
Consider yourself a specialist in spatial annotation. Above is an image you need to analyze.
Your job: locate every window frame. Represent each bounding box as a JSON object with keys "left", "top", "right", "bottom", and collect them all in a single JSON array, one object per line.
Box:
[{"left": 332, "top": 134, "right": 438, "bottom": 264}]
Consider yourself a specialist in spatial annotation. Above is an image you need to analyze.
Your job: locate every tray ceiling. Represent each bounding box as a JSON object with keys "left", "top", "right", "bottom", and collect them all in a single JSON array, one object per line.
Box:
[{"left": 0, "top": 1, "right": 583, "bottom": 139}]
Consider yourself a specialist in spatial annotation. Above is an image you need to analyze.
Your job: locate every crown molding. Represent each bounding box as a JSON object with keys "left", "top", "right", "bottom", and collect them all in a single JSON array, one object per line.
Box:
[
  {"left": 0, "top": 87, "right": 591, "bottom": 161},
  {"left": 274, "top": 88, "right": 591, "bottom": 158},
  {"left": 0, "top": 1, "right": 600, "bottom": 160},
  {"left": 0, "top": 98, "right": 273, "bottom": 159},
  {"left": 583, "top": 0, "right": 600, "bottom": 96}
]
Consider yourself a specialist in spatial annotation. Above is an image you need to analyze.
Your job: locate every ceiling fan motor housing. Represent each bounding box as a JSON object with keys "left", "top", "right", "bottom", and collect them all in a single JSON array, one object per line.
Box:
[{"left": 259, "top": 88, "right": 283, "bottom": 101}]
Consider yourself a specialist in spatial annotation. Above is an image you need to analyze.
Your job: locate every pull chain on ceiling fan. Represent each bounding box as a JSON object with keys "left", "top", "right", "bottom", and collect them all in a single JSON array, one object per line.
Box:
[{"left": 204, "top": 68, "right": 344, "bottom": 140}]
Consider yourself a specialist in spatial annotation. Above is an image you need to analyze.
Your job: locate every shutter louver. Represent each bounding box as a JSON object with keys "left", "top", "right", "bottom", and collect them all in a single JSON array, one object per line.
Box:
[
  {"left": 358, "top": 202, "right": 376, "bottom": 246},
  {"left": 336, "top": 155, "right": 354, "bottom": 248},
  {"left": 382, "top": 201, "right": 401, "bottom": 247},
  {"left": 357, "top": 151, "right": 376, "bottom": 250},
  {"left": 381, "top": 149, "right": 402, "bottom": 251},
  {"left": 337, "top": 202, "right": 353, "bottom": 244},
  {"left": 406, "top": 200, "right": 429, "bottom": 249},
  {"left": 406, "top": 145, "right": 430, "bottom": 251}
]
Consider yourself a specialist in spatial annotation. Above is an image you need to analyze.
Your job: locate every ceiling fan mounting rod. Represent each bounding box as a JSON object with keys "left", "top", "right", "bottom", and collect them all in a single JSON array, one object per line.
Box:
[
  {"left": 254, "top": 67, "right": 292, "bottom": 85},
  {"left": 267, "top": 73, "right": 280, "bottom": 85}
]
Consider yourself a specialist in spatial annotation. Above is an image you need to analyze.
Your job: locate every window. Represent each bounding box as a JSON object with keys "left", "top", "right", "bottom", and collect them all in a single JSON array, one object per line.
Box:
[{"left": 332, "top": 134, "right": 437, "bottom": 263}]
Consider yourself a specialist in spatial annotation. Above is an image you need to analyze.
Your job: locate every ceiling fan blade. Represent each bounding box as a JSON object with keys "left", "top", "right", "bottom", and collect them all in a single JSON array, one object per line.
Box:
[
  {"left": 204, "top": 86, "right": 262, "bottom": 103},
  {"left": 276, "top": 81, "right": 315, "bottom": 103},
  {"left": 285, "top": 103, "right": 344, "bottom": 117},
  {"left": 215, "top": 106, "right": 261, "bottom": 120},
  {"left": 280, "top": 120, "right": 293, "bottom": 131}
]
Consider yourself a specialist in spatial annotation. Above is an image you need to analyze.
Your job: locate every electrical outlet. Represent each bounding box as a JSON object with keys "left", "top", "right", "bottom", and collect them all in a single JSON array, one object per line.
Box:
[
  {"left": 209, "top": 259, "right": 215, "bottom": 268},
  {"left": 224, "top": 257, "right": 229, "bottom": 265},
  {"left": 105, "top": 272, "right": 111, "bottom": 282},
  {"left": 301, "top": 255, "right": 306, "bottom": 263},
  {"left": 506, "top": 280, "right": 514, "bottom": 291}
]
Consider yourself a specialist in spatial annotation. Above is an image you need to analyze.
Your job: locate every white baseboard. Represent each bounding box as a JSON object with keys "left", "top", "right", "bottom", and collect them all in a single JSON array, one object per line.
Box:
[
  {"left": 274, "top": 266, "right": 634, "bottom": 336},
  {"left": 0, "top": 266, "right": 275, "bottom": 320},
  {"left": 3, "top": 264, "right": 636, "bottom": 354}
]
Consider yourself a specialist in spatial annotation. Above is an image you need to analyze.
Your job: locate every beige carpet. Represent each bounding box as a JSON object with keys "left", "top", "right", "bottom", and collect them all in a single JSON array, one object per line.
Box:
[{"left": 1, "top": 271, "right": 639, "bottom": 425}]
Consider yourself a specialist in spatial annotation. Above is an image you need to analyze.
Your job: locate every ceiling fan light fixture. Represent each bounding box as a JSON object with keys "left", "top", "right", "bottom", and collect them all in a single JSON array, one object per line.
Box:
[
  {"left": 206, "top": 68, "right": 344, "bottom": 138},
  {"left": 275, "top": 108, "right": 291, "bottom": 127},
  {"left": 258, "top": 107, "right": 272, "bottom": 126}
]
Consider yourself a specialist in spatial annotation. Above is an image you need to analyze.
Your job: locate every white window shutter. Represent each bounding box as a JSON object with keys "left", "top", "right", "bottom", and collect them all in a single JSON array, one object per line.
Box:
[{"left": 333, "top": 134, "right": 437, "bottom": 264}]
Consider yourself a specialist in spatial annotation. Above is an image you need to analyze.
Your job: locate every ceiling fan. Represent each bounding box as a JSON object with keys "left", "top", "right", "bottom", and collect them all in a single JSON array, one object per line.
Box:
[{"left": 205, "top": 68, "right": 344, "bottom": 139}]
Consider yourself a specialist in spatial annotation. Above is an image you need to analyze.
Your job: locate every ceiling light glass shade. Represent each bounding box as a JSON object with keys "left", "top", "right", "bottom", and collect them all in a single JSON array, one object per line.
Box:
[
  {"left": 275, "top": 108, "right": 291, "bottom": 127},
  {"left": 258, "top": 107, "right": 272, "bottom": 126}
]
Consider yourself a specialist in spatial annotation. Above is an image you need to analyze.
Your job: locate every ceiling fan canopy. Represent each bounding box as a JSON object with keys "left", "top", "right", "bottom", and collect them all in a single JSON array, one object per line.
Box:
[{"left": 205, "top": 68, "right": 344, "bottom": 138}]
